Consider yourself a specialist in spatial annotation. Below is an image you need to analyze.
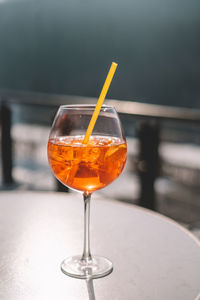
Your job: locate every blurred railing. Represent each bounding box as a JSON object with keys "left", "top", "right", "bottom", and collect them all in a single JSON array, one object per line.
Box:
[{"left": 1, "top": 89, "right": 200, "bottom": 210}]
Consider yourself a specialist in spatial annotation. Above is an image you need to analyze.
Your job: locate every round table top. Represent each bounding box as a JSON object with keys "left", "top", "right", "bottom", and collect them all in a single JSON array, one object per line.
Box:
[{"left": 0, "top": 191, "right": 199, "bottom": 300}]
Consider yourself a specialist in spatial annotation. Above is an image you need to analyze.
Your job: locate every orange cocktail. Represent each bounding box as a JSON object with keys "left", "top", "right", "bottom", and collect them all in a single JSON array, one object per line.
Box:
[
  {"left": 47, "top": 61, "right": 126, "bottom": 280},
  {"left": 48, "top": 135, "right": 127, "bottom": 193},
  {"left": 47, "top": 104, "right": 127, "bottom": 279}
]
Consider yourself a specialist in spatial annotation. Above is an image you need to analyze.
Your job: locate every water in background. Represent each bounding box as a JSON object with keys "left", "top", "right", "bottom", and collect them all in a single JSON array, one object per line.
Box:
[{"left": 0, "top": 0, "right": 200, "bottom": 108}]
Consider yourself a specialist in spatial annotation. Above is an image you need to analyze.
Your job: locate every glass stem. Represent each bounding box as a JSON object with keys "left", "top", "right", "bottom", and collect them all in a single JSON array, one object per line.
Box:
[{"left": 81, "top": 193, "right": 92, "bottom": 262}]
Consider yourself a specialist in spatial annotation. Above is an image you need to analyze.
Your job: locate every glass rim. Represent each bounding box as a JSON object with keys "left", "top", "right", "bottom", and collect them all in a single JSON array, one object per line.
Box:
[{"left": 59, "top": 104, "right": 115, "bottom": 110}]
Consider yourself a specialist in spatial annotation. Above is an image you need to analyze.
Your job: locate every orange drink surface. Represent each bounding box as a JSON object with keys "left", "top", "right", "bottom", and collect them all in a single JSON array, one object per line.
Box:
[{"left": 48, "top": 135, "right": 127, "bottom": 193}]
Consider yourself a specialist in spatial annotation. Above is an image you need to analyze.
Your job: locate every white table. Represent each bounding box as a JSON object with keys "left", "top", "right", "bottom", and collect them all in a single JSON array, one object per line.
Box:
[{"left": 0, "top": 191, "right": 199, "bottom": 299}]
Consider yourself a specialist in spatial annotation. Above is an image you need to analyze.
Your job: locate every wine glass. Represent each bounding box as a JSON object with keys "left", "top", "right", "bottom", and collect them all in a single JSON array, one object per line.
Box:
[{"left": 47, "top": 104, "right": 127, "bottom": 279}]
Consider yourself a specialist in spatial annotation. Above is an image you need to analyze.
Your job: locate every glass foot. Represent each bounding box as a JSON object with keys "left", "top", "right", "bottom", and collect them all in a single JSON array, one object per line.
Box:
[{"left": 61, "top": 255, "right": 113, "bottom": 279}]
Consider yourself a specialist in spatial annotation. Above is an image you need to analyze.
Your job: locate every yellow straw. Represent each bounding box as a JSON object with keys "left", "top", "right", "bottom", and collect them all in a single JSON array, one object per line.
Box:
[{"left": 82, "top": 62, "right": 118, "bottom": 144}]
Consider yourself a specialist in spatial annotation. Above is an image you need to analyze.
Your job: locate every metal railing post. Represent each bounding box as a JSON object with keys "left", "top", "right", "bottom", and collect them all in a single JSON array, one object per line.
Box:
[
  {"left": 137, "top": 120, "right": 160, "bottom": 210},
  {"left": 1, "top": 100, "right": 13, "bottom": 184}
]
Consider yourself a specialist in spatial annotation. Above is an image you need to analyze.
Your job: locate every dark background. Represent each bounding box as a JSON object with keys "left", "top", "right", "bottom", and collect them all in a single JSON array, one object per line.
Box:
[{"left": 0, "top": 0, "right": 200, "bottom": 108}]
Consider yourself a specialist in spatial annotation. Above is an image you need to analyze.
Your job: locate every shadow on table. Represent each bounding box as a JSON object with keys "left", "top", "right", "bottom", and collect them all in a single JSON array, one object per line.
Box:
[{"left": 86, "top": 277, "right": 96, "bottom": 300}]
